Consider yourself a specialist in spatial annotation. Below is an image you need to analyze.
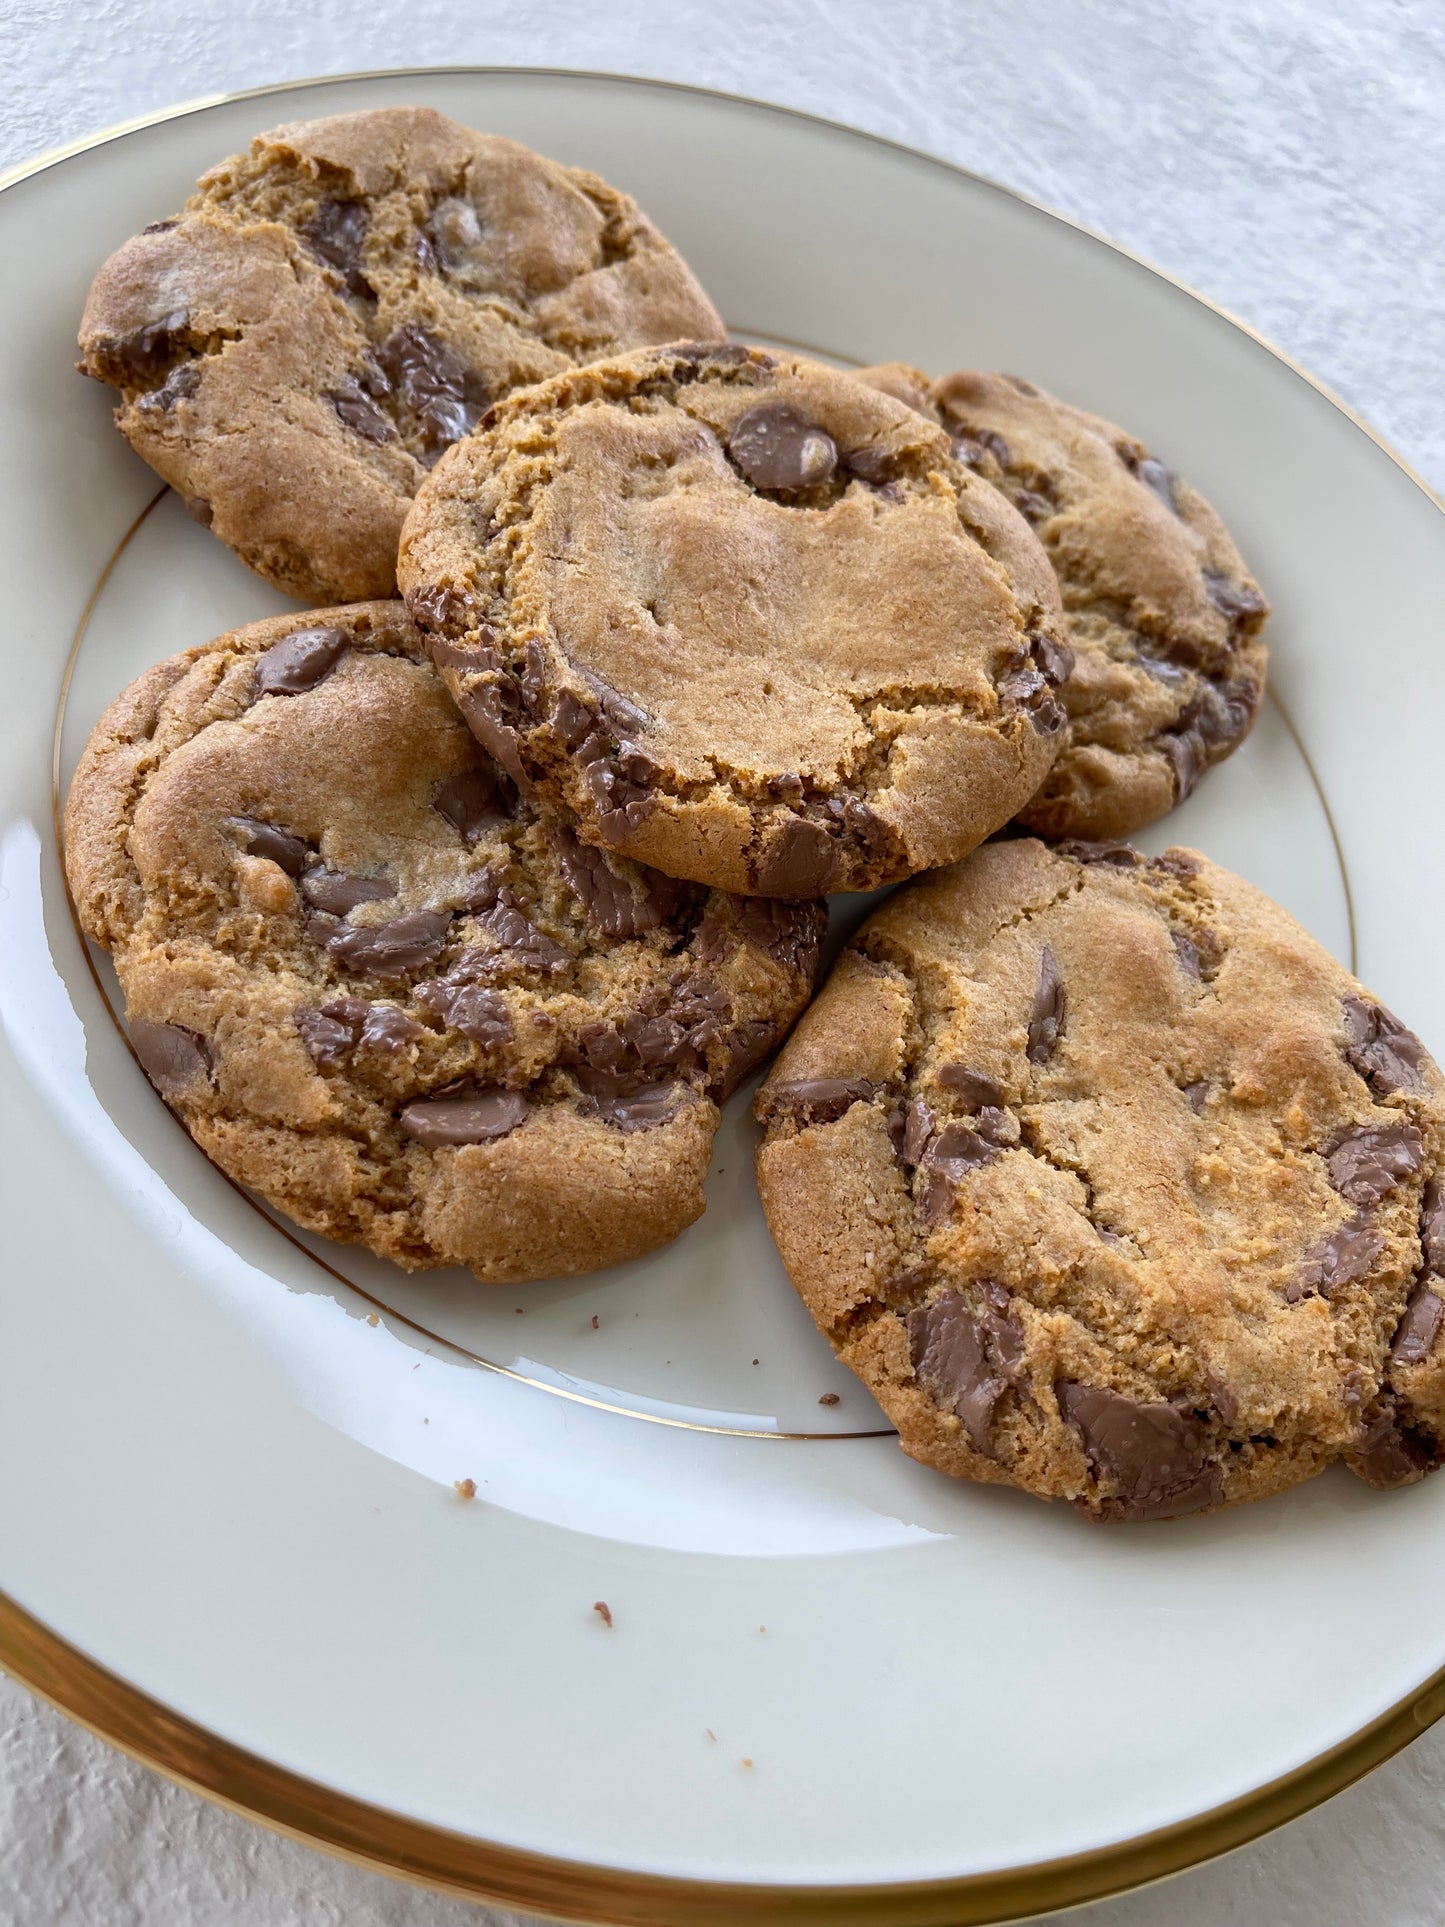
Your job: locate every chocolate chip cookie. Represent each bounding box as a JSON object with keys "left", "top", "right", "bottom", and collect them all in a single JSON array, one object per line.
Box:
[
  {"left": 857, "top": 366, "right": 1269, "bottom": 839},
  {"left": 755, "top": 836, "right": 1445, "bottom": 1520},
  {"left": 77, "top": 107, "right": 725, "bottom": 603},
  {"left": 64, "top": 603, "right": 822, "bottom": 1283},
  {"left": 398, "top": 342, "right": 1074, "bottom": 897}
]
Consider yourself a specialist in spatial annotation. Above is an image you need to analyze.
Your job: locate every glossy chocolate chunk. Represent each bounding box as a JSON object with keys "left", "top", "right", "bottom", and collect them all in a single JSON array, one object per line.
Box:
[
  {"left": 107, "top": 307, "right": 187, "bottom": 380},
  {"left": 1060, "top": 840, "right": 1144, "bottom": 868},
  {"left": 400, "top": 1085, "right": 528, "bottom": 1147},
  {"left": 294, "top": 1003, "right": 359, "bottom": 1069},
  {"left": 415, "top": 978, "right": 513, "bottom": 1046},
  {"left": 356, "top": 1003, "right": 423, "bottom": 1053},
  {"left": 130, "top": 1019, "right": 211, "bottom": 1095},
  {"left": 951, "top": 424, "right": 1011, "bottom": 471},
  {"left": 1342, "top": 995, "right": 1428, "bottom": 1097},
  {"left": 225, "top": 816, "right": 310, "bottom": 876},
  {"left": 378, "top": 322, "right": 488, "bottom": 458},
  {"left": 728, "top": 403, "right": 838, "bottom": 491},
  {"left": 555, "top": 828, "right": 670, "bottom": 939},
  {"left": 457, "top": 679, "right": 528, "bottom": 788},
  {"left": 1288, "top": 1213, "right": 1385, "bottom": 1301},
  {"left": 303, "top": 198, "right": 372, "bottom": 296},
  {"left": 754, "top": 817, "right": 841, "bottom": 896},
  {"left": 907, "top": 1290, "right": 1008, "bottom": 1453},
  {"left": 301, "top": 869, "right": 396, "bottom": 916},
  {"left": 582, "top": 1078, "right": 684, "bottom": 1132},
  {"left": 433, "top": 767, "right": 509, "bottom": 844},
  {"left": 918, "top": 1118, "right": 1010, "bottom": 1223},
  {"left": 1117, "top": 442, "right": 1179, "bottom": 515},
  {"left": 1391, "top": 1287, "right": 1444, "bottom": 1367},
  {"left": 328, "top": 375, "right": 394, "bottom": 443},
  {"left": 1183, "top": 1080, "right": 1210, "bottom": 1114},
  {"left": 770, "top": 1076, "right": 878, "bottom": 1126},
  {"left": 733, "top": 898, "right": 824, "bottom": 976},
  {"left": 1056, "top": 1380, "right": 1219, "bottom": 1521},
  {"left": 471, "top": 903, "right": 571, "bottom": 974},
  {"left": 137, "top": 361, "right": 201, "bottom": 414},
  {"left": 936, "top": 1064, "right": 1005, "bottom": 1109},
  {"left": 1026, "top": 945, "right": 1064, "bottom": 1066},
  {"left": 295, "top": 998, "right": 421, "bottom": 1067},
  {"left": 316, "top": 908, "right": 452, "bottom": 979},
  {"left": 1322, "top": 1119, "right": 1425, "bottom": 1206},
  {"left": 253, "top": 626, "right": 348, "bottom": 697}
]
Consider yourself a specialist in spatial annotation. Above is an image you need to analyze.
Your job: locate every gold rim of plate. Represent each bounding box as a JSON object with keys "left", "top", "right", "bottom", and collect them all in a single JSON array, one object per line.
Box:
[{"left": 5, "top": 64, "right": 1444, "bottom": 1927}]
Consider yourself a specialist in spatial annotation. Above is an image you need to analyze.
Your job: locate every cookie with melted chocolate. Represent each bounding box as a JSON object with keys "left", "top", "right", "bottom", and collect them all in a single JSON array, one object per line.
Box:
[
  {"left": 857, "top": 365, "right": 1269, "bottom": 840},
  {"left": 755, "top": 836, "right": 1445, "bottom": 1520},
  {"left": 76, "top": 106, "right": 725, "bottom": 603},
  {"left": 399, "top": 342, "right": 1075, "bottom": 897},
  {"left": 64, "top": 602, "right": 822, "bottom": 1283}
]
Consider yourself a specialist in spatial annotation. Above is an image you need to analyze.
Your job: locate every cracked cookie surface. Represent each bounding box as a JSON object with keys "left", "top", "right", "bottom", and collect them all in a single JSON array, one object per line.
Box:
[
  {"left": 755, "top": 837, "right": 1445, "bottom": 1520},
  {"left": 64, "top": 602, "right": 822, "bottom": 1283},
  {"left": 398, "top": 343, "right": 1075, "bottom": 897},
  {"left": 858, "top": 365, "right": 1269, "bottom": 840},
  {"left": 77, "top": 107, "right": 725, "bottom": 603}
]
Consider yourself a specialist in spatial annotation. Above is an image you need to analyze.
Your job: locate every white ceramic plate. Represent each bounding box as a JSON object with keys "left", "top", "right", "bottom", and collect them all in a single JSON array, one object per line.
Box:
[{"left": 3, "top": 69, "right": 1445, "bottom": 1927}]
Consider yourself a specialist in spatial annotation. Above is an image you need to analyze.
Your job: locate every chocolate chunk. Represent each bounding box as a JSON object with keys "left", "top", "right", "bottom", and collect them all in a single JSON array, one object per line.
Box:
[
  {"left": 728, "top": 403, "right": 838, "bottom": 491},
  {"left": 137, "top": 361, "right": 201, "bottom": 413},
  {"left": 254, "top": 626, "right": 348, "bottom": 697},
  {"left": 356, "top": 1003, "right": 423, "bottom": 1054},
  {"left": 755, "top": 818, "right": 841, "bottom": 896},
  {"left": 1205, "top": 1369, "right": 1239, "bottom": 1425},
  {"left": 415, "top": 979, "right": 513, "bottom": 1046},
  {"left": 553, "top": 688, "right": 596, "bottom": 749},
  {"left": 1342, "top": 995, "right": 1428, "bottom": 1097},
  {"left": 1172, "top": 931, "right": 1204, "bottom": 979},
  {"left": 1350, "top": 1397, "right": 1444, "bottom": 1490},
  {"left": 1183, "top": 1080, "right": 1210, "bottom": 1114},
  {"left": 585, "top": 1081, "right": 684, "bottom": 1132},
  {"left": 1118, "top": 442, "right": 1179, "bottom": 515},
  {"left": 1203, "top": 571, "right": 1268, "bottom": 624},
  {"left": 1391, "top": 1288, "right": 1444, "bottom": 1367},
  {"left": 733, "top": 898, "right": 824, "bottom": 976},
  {"left": 519, "top": 639, "right": 547, "bottom": 713},
  {"left": 1026, "top": 946, "right": 1064, "bottom": 1066},
  {"left": 575, "top": 667, "right": 651, "bottom": 739},
  {"left": 716, "top": 1018, "right": 780, "bottom": 1097},
  {"left": 378, "top": 322, "right": 488, "bottom": 458},
  {"left": 472, "top": 903, "right": 571, "bottom": 974},
  {"left": 303, "top": 199, "right": 372, "bottom": 296},
  {"left": 142, "top": 219, "right": 178, "bottom": 234},
  {"left": 1032, "top": 631, "right": 1075, "bottom": 687},
  {"left": 999, "top": 633, "right": 1071, "bottom": 734},
  {"left": 903, "top": 1098, "right": 935, "bottom": 1167},
  {"left": 919, "top": 1120, "right": 1005, "bottom": 1222},
  {"left": 1011, "top": 489, "right": 1055, "bottom": 525},
  {"left": 1056, "top": 1380, "right": 1218, "bottom": 1520},
  {"left": 555, "top": 828, "right": 662, "bottom": 939},
  {"left": 936, "top": 1064, "right": 1005, "bottom": 1109},
  {"left": 315, "top": 908, "right": 452, "bottom": 979},
  {"left": 907, "top": 1291, "right": 1008, "bottom": 1452},
  {"left": 1150, "top": 850, "right": 1201, "bottom": 879},
  {"left": 978, "top": 1280, "right": 1027, "bottom": 1386},
  {"left": 301, "top": 869, "right": 396, "bottom": 916},
  {"left": 1158, "top": 678, "right": 1259, "bottom": 801},
  {"left": 328, "top": 376, "right": 394, "bottom": 443},
  {"left": 225, "top": 816, "right": 310, "bottom": 875},
  {"left": 1060, "top": 840, "right": 1143, "bottom": 868},
  {"left": 845, "top": 443, "right": 899, "bottom": 485},
  {"left": 433, "top": 768, "right": 509, "bottom": 844},
  {"left": 407, "top": 584, "right": 473, "bottom": 634},
  {"left": 184, "top": 495, "right": 213, "bottom": 526},
  {"left": 1322, "top": 1120, "right": 1425, "bottom": 1206},
  {"left": 456, "top": 679, "right": 528, "bottom": 788},
  {"left": 400, "top": 1086, "right": 528, "bottom": 1147},
  {"left": 1138, "top": 655, "right": 1192, "bottom": 687},
  {"left": 294, "top": 1003, "right": 360, "bottom": 1069},
  {"left": 825, "top": 795, "right": 891, "bottom": 853},
  {"left": 951, "top": 425, "right": 1011, "bottom": 472},
  {"left": 770, "top": 1076, "right": 878, "bottom": 1125},
  {"left": 1421, "top": 1176, "right": 1445, "bottom": 1274},
  {"left": 1288, "top": 1212, "right": 1385, "bottom": 1301},
  {"left": 130, "top": 1019, "right": 211, "bottom": 1095},
  {"left": 426, "top": 195, "right": 485, "bottom": 272},
  {"left": 107, "top": 308, "right": 188, "bottom": 381}
]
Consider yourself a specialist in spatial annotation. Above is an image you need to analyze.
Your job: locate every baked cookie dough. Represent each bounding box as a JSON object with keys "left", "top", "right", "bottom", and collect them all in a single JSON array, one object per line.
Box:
[
  {"left": 65, "top": 602, "right": 822, "bottom": 1283},
  {"left": 755, "top": 836, "right": 1445, "bottom": 1519},
  {"left": 857, "top": 365, "right": 1268, "bottom": 839},
  {"left": 399, "top": 342, "right": 1075, "bottom": 897},
  {"left": 77, "top": 107, "right": 725, "bottom": 603}
]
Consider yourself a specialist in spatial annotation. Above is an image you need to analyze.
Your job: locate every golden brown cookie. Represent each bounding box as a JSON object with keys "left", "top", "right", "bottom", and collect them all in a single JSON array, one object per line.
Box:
[
  {"left": 77, "top": 107, "right": 725, "bottom": 603},
  {"left": 857, "top": 365, "right": 1269, "bottom": 839},
  {"left": 65, "top": 602, "right": 822, "bottom": 1283},
  {"left": 755, "top": 837, "right": 1445, "bottom": 1520},
  {"left": 399, "top": 342, "right": 1074, "bottom": 897}
]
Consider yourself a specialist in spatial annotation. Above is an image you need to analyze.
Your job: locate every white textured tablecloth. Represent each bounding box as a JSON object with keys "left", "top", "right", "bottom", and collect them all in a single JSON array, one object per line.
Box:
[{"left": 4, "top": 4, "right": 1444, "bottom": 1922}]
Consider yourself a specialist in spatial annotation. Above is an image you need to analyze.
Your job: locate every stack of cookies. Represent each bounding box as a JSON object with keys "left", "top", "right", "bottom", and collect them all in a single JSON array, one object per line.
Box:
[{"left": 67, "top": 106, "right": 1445, "bottom": 1523}]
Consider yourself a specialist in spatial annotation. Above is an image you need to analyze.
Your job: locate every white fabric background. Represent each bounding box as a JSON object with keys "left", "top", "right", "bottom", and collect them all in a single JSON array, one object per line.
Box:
[{"left": 3, "top": 3, "right": 1443, "bottom": 1922}]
